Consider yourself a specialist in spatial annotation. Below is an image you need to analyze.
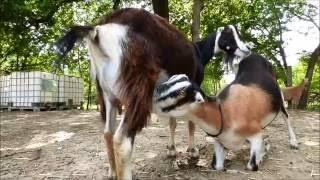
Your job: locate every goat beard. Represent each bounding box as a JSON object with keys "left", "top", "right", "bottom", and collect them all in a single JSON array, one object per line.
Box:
[{"left": 224, "top": 53, "right": 236, "bottom": 72}]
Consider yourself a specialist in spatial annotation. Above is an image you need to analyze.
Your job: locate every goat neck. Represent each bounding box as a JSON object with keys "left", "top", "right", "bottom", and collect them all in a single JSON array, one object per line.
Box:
[
  {"left": 190, "top": 100, "right": 224, "bottom": 136},
  {"left": 194, "top": 32, "right": 217, "bottom": 66}
]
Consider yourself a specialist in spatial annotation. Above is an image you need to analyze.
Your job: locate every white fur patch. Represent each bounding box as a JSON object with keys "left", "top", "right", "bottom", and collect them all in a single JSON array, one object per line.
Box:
[
  {"left": 228, "top": 25, "right": 250, "bottom": 55},
  {"left": 114, "top": 135, "right": 133, "bottom": 179},
  {"left": 247, "top": 133, "right": 264, "bottom": 169},
  {"left": 214, "top": 141, "right": 225, "bottom": 170},
  {"left": 165, "top": 104, "right": 190, "bottom": 117},
  {"left": 113, "top": 118, "right": 134, "bottom": 179},
  {"left": 195, "top": 92, "right": 205, "bottom": 102},
  {"left": 166, "top": 74, "right": 188, "bottom": 84},
  {"left": 282, "top": 113, "right": 298, "bottom": 148},
  {"left": 103, "top": 97, "right": 117, "bottom": 133},
  {"left": 214, "top": 30, "right": 222, "bottom": 54},
  {"left": 88, "top": 23, "right": 128, "bottom": 98},
  {"left": 234, "top": 48, "right": 250, "bottom": 58},
  {"left": 158, "top": 81, "right": 191, "bottom": 97},
  {"left": 156, "top": 97, "right": 178, "bottom": 108}
]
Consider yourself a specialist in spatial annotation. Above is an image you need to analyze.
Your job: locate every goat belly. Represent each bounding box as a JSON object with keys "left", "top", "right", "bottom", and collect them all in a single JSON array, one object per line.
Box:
[
  {"left": 261, "top": 112, "right": 278, "bottom": 128},
  {"left": 217, "top": 130, "right": 246, "bottom": 151}
]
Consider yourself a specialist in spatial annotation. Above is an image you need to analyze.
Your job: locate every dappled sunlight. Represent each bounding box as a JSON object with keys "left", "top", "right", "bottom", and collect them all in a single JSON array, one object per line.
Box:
[
  {"left": 0, "top": 131, "right": 75, "bottom": 151},
  {"left": 25, "top": 131, "right": 75, "bottom": 149}
]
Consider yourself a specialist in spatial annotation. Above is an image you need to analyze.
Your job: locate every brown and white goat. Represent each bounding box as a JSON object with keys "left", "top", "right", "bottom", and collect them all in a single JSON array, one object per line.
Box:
[
  {"left": 282, "top": 79, "right": 309, "bottom": 108},
  {"left": 55, "top": 8, "right": 249, "bottom": 179},
  {"left": 156, "top": 54, "right": 298, "bottom": 171}
]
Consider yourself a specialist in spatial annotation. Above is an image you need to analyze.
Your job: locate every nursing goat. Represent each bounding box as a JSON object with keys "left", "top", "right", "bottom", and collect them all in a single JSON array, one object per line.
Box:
[
  {"left": 155, "top": 54, "right": 298, "bottom": 171},
  {"left": 55, "top": 8, "right": 249, "bottom": 179}
]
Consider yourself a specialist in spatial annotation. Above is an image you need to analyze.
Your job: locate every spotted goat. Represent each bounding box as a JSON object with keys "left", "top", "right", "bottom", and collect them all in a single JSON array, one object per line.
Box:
[{"left": 155, "top": 54, "right": 298, "bottom": 171}]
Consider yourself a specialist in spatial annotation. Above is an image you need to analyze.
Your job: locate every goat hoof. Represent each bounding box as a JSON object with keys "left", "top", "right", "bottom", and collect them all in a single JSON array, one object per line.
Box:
[
  {"left": 187, "top": 147, "right": 199, "bottom": 159},
  {"left": 107, "top": 168, "right": 117, "bottom": 180},
  {"left": 290, "top": 144, "right": 299, "bottom": 150},
  {"left": 247, "top": 162, "right": 259, "bottom": 171},
  {"left": 213, "top": 164, "right": 225, "bottom": 171},
  {"left": 107, "top": 173, "right": 117, "bottom": 180},
  {"left": 211, "top": 160, "right": 225, "bottom": 171},
  {"left": 167, "top": 145, "right": 177, "bottom": 158},
  {"left": 290, "top": 140, "right": 299, "bottom": 150}
]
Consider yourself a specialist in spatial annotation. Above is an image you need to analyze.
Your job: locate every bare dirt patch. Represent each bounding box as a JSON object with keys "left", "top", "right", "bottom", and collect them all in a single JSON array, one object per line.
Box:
[{"left": 0, "top": 110, "right": 319, "bottom": 179}]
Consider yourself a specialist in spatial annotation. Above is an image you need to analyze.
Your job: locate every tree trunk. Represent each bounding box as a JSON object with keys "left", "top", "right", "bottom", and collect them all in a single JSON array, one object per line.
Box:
[
  {"left": 278, "top": 37, "right": 292, "bottom": 87},
  {"left": 16, "top": 55, "right": 19, "bottom": 71},
  {"left": 191, "top": 0, "right": 203, "bottom": 42},
  {"left": 298, "top": 44, "right": 320, "bottom": 109},
  {"left": 286, "top": 66, "right": 292, "bottom": 87},
  {"left": 87, "top": 80, "right": 92, "bottom": 110},
  {"left": 277, "top": 17, "right": 292, "bottom": 87},
  {"left": 152, "top": 0, "right": 169, "bottom": 20},
  {"left": 112, "top": 0, "right": 121, "bottom": 10}
]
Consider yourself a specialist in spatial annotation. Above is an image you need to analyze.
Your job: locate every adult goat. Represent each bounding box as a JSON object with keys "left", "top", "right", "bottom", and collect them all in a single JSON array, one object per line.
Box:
[{"left": 155, "top": 54, "right": 299, "bottom": 171}]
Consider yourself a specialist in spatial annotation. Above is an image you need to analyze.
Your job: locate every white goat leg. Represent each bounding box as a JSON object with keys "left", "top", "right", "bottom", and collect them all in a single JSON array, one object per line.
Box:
[
  {"left": 247, "top": 133, "right": 265, "bottom": 171},
  {"left": 213, "top": 140, "right": 225, "bottom": 170},
  {"left": 103, "top": 98, "right": 117, "bottom": 179},
  {"left": 113, "top": 118, "right": 134, "bottom": 180},
  {"left": 283, "top": 115, "right": 298, "bottom": 149}
]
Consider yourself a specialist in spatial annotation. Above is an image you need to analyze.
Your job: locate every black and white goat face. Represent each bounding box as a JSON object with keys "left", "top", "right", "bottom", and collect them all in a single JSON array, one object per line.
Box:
[
  {"left": 154, "top": 74, "right": 204, "bottom": 117},
  {"left": 215, "top": 25, "right": 250, "bottom": 65}
]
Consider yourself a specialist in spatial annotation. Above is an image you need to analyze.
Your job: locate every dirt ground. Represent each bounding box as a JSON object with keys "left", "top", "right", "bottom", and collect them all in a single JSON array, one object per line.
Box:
[{"left": 0, "top": 109, "right": 319, "bottom": 180}]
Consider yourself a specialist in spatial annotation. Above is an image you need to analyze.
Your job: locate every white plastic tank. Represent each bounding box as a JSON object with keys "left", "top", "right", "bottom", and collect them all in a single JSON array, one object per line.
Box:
[{"left": 0, "top": 71, "right": 84, "bottom": 109}]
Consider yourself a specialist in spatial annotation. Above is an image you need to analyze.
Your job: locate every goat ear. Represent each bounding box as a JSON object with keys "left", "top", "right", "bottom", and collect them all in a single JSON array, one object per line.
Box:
[
  {"left": 205, "top": 96, "right": 217, "bottom": 102},
  {"left": 217, "top": 27, "right": 224, "bottom": 33}
]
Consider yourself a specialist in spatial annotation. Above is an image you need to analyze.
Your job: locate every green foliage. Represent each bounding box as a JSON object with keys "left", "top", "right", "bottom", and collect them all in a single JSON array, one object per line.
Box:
[
  {"left": 0, "top": 0, "right": 114, "bottom": 107},
  {"left": 169, "top": 0, "right": 193, "bottom": 37},
  {"left": 0, "top": 0, "right": 318, "bottom": 109},
  {"left": 201, "top": 58, "right": 224, "bottom": 96}
]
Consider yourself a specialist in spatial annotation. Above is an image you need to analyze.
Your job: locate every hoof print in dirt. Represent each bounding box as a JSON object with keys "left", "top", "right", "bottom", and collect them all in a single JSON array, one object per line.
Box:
[
  {"left": 187, "top": 157, "right": 199, "bottom": 166},
  {"left": 187, "top": 147, "right": 200, "bottom": 159}
]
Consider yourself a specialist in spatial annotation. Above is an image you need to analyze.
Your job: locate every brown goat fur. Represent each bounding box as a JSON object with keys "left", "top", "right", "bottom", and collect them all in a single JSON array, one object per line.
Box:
[
  {"left": 194, "top": 84, "right": 273, "bottom": 138},
  {"left": 96, "top": 9, "right": 197, "bottom": 134}
]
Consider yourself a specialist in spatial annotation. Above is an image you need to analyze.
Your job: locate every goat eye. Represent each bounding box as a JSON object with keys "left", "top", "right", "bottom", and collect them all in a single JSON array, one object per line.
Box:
[{"left": 179, "top": 90, "right": 186, "bottom": 97}]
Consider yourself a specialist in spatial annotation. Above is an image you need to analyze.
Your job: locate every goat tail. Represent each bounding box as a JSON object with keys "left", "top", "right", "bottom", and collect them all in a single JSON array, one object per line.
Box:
[
  {"left": 54, "top": 25, "right": 96, "bottom": 57},
  {"left": 96, "top": 80, "right": 106, "bottom": 123},
  {"left": 281, "top": 104, "right": 289, "bottom": 118},
  {"left": 280, "top": 88, "right": 289, "bottom": 118}
]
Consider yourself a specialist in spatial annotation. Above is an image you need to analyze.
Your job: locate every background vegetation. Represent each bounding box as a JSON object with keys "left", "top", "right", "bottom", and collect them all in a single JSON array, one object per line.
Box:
[{"left": 0, "top": 0, "right": 319, "bottom": 110}]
